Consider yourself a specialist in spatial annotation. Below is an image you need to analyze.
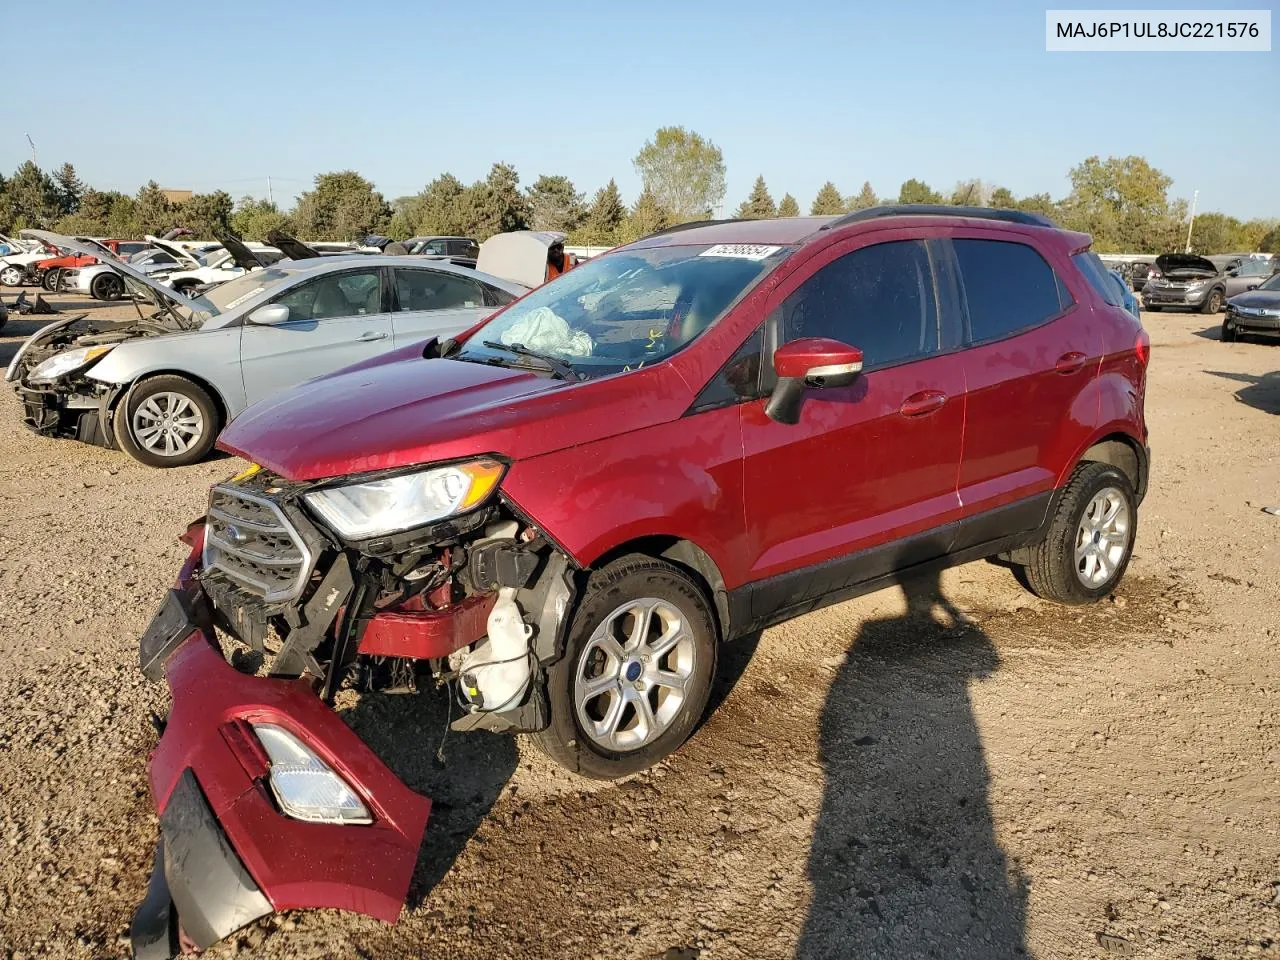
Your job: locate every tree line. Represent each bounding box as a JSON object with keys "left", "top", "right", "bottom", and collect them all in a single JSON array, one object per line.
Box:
[{"left": 1, "top": 127, "right": 1275, "bottom": 255}]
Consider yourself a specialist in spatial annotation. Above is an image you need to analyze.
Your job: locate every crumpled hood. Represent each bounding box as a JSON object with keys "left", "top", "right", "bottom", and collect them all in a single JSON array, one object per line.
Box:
[
  {"left": 217, "top": 350, "right": 688, "bottom": 481},
  {"left": 5, "top": 315, "right": 167, "bottom": 383},
  {"left": 1229, "top": 288, "right": 1280, "bottom": 310}
]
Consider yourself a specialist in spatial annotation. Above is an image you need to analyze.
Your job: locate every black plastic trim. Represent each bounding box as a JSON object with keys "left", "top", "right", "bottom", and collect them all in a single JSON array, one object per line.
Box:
[
  {"left": 139, "top": 586, "right": 206, "bottom": 681},
  {"left": 820, "top": 204, "right": 1057, "bottom": 232},
  {"left": 129, "top": 840, "right": 179, "bottom": 960},
  {"left": 727, "top": 492, "right": 1053, "bottom": 637}
]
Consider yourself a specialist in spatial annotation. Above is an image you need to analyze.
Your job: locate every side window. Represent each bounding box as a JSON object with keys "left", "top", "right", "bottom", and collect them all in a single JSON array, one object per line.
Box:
[
  {"left": 781, "top": 239, "right": 939, "bottom": 370},
  {"left": 955, "top": 239, "right": 1067, "bottom": 342},
  {"left": 1072, "top": 250, "right": 1124, "bottom": 309},
  {"left": 422, "top": 240, "right": 449, "bottom": 256},
  {"left": 275, "top": 270, "right": 382, "bottom": 322},
  {"left": 690, "top": 328, "right": 766, "bottom": 413},
  {"left": 393, "top": 269, "right": 483, "bottom": 311},
  {"left": 451, "top": 240, "right": 480, "bottom": 258}
]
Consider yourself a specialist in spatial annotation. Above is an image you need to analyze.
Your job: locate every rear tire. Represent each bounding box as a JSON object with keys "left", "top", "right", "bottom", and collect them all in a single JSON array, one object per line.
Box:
[
  {"left": 1018, "top": 462, "right": 1137, "bottom": 606},
  {"left": 174, "top": 280, "right": 201, "bottom": 298},
  {"left": 112, "top": 375, "right": 220, "bottom": 468},
  {"left": 533, "top": 555, "right": 718, "bottom": 780},
  {"left": 41, "top": 269, "right": 60, "bottom": 292},
  {"left": 91, "top": 273, "right": 123, "bottom": 301},
  {"left": 0, "top": 265, "right": 25, "bottom": 287},
  {"left": 1201, "top": 288, "right": 1224, "bottom": 314}
]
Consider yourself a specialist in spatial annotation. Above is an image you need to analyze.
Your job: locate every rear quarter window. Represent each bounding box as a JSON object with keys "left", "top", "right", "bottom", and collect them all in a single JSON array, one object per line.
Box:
[
  {"left": 954, "top": 239, "right": 1068, "bottom": 343},
  {"left": 1072, "top": 251, "right": 1125, "bottom": 308}
]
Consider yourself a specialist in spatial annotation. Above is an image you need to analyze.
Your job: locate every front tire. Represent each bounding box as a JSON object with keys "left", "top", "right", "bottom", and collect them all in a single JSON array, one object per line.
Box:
[
  {"left": 112, "top": 375, "right": 219, "bottom": 468},
  {"left": 1018, "top": 462, "right": 1137, "bottom": 605},
  {"left": 1201, "top": 288, "right": 1224, "bottom": 314},
  {"left": 534, "top": 555, "right": 718, "bottom": 779},
  {"left": 1221, "top": 318, "right": 1238, "bottom": 342},
  {"left": 91, "top": 273, "right": 123, "bottom": 301},
  {"left": 0, "top": 265, "right": 25, "bottom": 287},
  {"left": 40, "top": 269, "right": 60, "bottom": 292}
]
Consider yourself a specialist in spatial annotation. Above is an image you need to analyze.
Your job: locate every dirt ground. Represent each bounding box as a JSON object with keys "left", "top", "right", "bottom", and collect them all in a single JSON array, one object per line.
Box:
[{"left": 0, "top": 291, "right": 1277, "bottom": 960}]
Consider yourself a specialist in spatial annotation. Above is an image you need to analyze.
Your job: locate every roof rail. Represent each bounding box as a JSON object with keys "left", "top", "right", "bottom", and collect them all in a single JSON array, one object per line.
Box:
[
  {"left": 818, "top": 204, "right": 1057, "bottom": 232},
  {"left": 640, "top": 218, "right": 741, "bottom": 240}
]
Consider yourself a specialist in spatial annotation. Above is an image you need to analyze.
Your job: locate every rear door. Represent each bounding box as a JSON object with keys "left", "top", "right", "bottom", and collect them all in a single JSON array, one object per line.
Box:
[
  {"left": 239, "top": 267, "right": 394, "bottom": 405},
  {"left": 390, "top": 266, "right": 491, "bottom": 347},
  {"left": 738, "top": 233, "right": 966, "bottom": 611},
  {"left": 948, "top": 233, "right": 1102, "bottom": 533}
]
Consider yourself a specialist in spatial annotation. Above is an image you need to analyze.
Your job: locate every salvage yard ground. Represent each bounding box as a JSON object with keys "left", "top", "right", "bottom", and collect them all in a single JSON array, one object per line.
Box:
[{"left": 0, "top": 294, "right": 1277, "bottom": 960}]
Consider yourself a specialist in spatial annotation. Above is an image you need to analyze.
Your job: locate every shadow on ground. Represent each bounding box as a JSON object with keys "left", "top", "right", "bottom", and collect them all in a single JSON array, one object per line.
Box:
[
  {"left": 1205, "top": 369, "right": 1280, "bottom": 414},
  {"left": 798, "top": 568, "right": 1028, "bottom": 959},
  {"left": 341, "top": 682, "right": 519, "bottom": 906}
]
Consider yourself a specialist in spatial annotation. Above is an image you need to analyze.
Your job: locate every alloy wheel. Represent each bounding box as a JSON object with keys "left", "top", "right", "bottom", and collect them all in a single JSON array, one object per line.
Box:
[
  {"left": 131, "top": 391, "right": 205, "bottom": 457},
  {"left": 573, "top": 597, "right": 697, "bottom": 752},
  {"left": 1074, "top": 486, "right": 1131, "bottom": 587}
]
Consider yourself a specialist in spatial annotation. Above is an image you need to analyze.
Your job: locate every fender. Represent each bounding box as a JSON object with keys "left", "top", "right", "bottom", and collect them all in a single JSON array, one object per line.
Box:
[{"left": 501, "top": 406, "right": 750, "bottom": 591}]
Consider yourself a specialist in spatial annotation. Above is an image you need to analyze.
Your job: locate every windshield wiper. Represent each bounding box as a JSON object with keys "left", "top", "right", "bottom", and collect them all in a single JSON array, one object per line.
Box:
[{"left": 481, "top": 340, "right": 583, "bottom": 381}]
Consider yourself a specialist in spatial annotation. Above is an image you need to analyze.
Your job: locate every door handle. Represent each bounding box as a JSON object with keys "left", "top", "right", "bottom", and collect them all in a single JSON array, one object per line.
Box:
[
  {"left": 1055, "top": 351, "right": 1088, "bottom": 374},
  {"left": 899, "top": 390, "right": 948, "bottom": 417},
  {"left": 357, "top": 331, "right": 389, "bottom": 342}
]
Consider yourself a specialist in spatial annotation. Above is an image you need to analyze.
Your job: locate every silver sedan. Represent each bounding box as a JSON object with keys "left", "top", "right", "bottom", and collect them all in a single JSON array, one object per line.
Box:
[{"left": 6, "top": 230, "right": 527, "bottom": 467}]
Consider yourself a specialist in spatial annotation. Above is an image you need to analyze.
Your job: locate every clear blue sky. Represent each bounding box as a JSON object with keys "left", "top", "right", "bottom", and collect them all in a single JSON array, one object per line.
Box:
[{"left": 6, "top": 1, "right": 1277, "bottom": 219}]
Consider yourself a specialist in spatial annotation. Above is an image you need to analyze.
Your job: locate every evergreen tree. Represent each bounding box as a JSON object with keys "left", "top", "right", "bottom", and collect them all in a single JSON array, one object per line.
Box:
[
  {"left": 6, "top": 162, "right": 61, "bottom": 229},
  {"left": 527, "top": 174, "right": 586, "bottom": 233},
  {"left": 459, "top": 163, "right": 530, "bottom": 239},
  {"left": 898, "top": 178, "right": 943, "bottom": 204},
  {"left": 135, "top": 181, "right": 175, "bottom": 235},
  {"left": 578, "top": 179, "right": 626, "bottom": 243},
  {"left": 848, "top": 181, "right": 878, "bottom": 211},
  {"left": 52, "top": 163, "right": 84, "bottom": 216},
  {"left": 777, "top": 193, "right": 800, "bottom": 217},
  {"left": 810, "top": 181, "right": 844, "bottom": 215},
  {"left": 620, "top": 188, "right": 672, "bottom": 242},
  {"left": 734, "top": 176, "right": 777, "bottom": 220}
]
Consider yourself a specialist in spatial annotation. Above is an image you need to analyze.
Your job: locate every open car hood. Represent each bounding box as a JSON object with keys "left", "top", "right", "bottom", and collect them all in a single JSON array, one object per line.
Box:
[
  {"left": 145, "top": 236, "right": 205, "bottom": 270},
  {"left": 215, "top": 231, "right": 269, "bottom": 271},
  {"left": 24, "top": 230, "right": 216, "bottom": 330},
  {"left": 1154, "top": 253, "right": 1218, "bottom": 278}
]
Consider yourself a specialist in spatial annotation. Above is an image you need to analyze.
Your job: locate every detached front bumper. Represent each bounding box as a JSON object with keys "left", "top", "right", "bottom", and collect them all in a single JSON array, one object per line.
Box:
[{"left": 132, "top": 586, "right": 432, "bottom": 958}]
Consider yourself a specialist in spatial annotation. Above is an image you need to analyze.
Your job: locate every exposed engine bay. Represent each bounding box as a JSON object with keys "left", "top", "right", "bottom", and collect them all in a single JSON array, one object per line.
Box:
[
  {"left": 7, "top": 315, "right": 177, "bottom": 445},
  {"left": 181, "top": 464, "right": 576, "bottom": 733}
]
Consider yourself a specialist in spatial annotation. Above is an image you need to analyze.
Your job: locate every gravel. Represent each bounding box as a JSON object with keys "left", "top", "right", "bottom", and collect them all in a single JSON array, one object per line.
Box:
[{"left": 1, "top": 296, "right": 1278, "bottom": 959}]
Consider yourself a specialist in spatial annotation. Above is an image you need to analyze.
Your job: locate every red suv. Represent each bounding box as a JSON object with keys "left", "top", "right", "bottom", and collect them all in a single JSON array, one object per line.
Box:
[
  {"left": 32, "top": 237, "right": 149, "bottom": 289},
  {"left": 131, "top": 207, "right": 1149, "bottom": 956}
]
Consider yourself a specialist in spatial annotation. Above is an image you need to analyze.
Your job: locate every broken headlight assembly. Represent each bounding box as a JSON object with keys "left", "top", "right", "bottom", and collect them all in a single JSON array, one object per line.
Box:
[
  {"left": 253, "top": 723, "right": 372, "bottom": 824},
  {"left": 304, "top": 459, "right": 505, "bottom": 539},
  {"left": 25, "top": 344, "right": 114, "bottom": 384}
]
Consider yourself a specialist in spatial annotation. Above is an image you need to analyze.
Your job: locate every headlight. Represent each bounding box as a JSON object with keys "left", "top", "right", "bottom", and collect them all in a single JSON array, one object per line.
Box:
[
  {"left": 304, "top": 458, "right": 505, "bottom": 539},
  {"left": 1185, "top": 279, "right": 1209, "bottom": 289},
  {"left": 252, "top": 723, "right": 371, "bottom": 824},
  {"left": 26, "top": 345, "right": 114, "bottom": 384}
]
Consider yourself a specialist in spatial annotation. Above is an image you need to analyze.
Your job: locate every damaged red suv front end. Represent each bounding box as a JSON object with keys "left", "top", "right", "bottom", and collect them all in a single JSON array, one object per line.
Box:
[{"left": 131, "top": 525, "right": 435, "bottom": 957}]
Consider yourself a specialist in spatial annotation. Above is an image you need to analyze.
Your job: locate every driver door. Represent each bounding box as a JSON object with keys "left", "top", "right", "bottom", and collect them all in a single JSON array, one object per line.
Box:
[{"left": 239, "top": 267, "right": 394, "bottom": 405}]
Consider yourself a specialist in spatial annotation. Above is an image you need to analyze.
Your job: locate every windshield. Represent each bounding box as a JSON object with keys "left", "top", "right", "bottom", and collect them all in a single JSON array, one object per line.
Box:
[
  {"left": 201, "top": 267, "right": 293, "bottom": 312},
  {"left": 1259, "top": 273, "right": 1280, "bottom": 292},
  {"left": 455, "top": 243, "right": 789, "bottom": 378}
]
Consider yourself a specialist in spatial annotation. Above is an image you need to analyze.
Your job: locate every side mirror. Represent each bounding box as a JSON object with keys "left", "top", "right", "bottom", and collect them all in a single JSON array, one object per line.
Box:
[
  {"left": 766, "top": 337, "right": 863, "bottom": 425},
  {"left": 1226, "top": 267, "right": 1239, "bottom": 277},
  {"left": 248, "top": 304, "right": 290, "bottom": 325}
]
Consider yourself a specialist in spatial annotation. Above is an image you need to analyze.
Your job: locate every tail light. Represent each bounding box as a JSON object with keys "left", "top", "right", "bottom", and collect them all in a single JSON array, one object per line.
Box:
[{"left": 1135, "top": 330, "right": 1150, "bottom": 366}]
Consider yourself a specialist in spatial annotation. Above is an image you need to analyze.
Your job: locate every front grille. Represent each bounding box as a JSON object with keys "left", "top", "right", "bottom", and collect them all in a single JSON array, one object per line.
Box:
[{"left": 203, "top": 485, "right": 314, "bottom": 603}]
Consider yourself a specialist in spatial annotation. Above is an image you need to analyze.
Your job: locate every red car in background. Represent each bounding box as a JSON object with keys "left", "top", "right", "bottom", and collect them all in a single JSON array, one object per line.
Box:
[
  {"left": 130, "top": 206, "right": 1149, "bottom": 957},
  {"left": 32, "top": 237, "right": 151, "bottom": 290}
]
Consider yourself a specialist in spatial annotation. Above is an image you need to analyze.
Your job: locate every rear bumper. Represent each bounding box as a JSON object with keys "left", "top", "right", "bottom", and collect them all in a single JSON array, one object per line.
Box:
[{"left": 133, "top": 594, "right": 432, "bottom": 957}]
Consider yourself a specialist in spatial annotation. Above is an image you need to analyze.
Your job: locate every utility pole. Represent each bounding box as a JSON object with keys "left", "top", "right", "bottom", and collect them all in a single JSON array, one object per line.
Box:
[
  {"left": 267, "top": 176, "right": 274, "bottom": 206},
  {"left": 24, "top": 133, "right": 35, "bottom": 166},
  {"left": 1185, "top": 189, "right": 1199, "bottom": 253}
]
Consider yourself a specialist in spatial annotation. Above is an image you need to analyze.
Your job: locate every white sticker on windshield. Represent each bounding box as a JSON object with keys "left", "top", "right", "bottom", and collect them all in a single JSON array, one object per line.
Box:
[
  {"left": 224, "top": 286, "right": 265, "bottom": 311},
  {"left": 698, "top": 244, "right": 781, "bottom": 260}
]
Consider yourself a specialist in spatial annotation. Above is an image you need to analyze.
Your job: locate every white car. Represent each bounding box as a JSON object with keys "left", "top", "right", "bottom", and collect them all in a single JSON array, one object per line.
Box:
[
  {"left": 63, "top": 246, "right": 204, "bottom": 300},
  {"left": 144, "top": 236, "right": 281, "bottom": 297},
  {"left": 0, "top": 239, "right": 60, "bottom": 287}
]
